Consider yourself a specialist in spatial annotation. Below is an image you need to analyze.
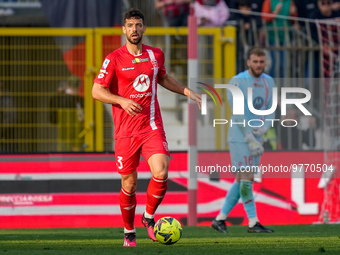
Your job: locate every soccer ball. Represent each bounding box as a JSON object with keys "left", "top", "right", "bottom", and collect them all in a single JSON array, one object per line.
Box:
[{"left": 154, "top": 217, "right": 182, "bottom": 245}]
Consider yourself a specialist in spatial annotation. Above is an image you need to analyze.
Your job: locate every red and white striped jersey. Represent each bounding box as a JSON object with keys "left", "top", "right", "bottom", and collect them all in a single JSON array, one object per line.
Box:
[{"left": 94, "top": 44, "right": 166, "bottom": 138}]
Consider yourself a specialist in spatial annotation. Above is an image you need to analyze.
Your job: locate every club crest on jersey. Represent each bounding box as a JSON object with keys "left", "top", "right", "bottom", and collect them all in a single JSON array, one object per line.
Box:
[
  {"left": 151, "top": 60, "right": 158, "bottom": 68},
  {"left": 132, "top": 57, "right": 149, "bottom": 64},
  {"left": 133, "top": 74, "right": 150, "bottom": 92},
  {"left": 102, "top": 59, "right": 110, "bottom": 69}
]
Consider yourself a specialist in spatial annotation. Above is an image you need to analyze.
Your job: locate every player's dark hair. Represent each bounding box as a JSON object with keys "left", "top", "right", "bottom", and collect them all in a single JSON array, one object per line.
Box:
[
  {"left": 247, "top": 47, "right": 266, "bottom": 59},
  {"left": 123, "top": 8, "right": 145, "bottom": 25}
]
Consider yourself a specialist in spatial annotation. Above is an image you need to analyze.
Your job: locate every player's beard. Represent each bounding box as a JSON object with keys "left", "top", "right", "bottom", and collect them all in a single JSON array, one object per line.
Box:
[
  {"left": 127, "top": 33, "right": 142, "bottom": 45},
  {"left": 250, "top": 66, "right": 264, "bottom": 77}
]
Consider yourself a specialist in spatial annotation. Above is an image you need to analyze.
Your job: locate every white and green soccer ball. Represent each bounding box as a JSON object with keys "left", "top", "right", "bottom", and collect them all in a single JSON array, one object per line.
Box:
[{"left": 154, "top": 217, "right": 182, "bottom": 245}]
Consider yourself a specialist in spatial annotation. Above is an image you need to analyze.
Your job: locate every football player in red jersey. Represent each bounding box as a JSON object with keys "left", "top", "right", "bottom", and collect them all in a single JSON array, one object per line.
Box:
[{"left": 92, "top": 8, "right": 201, "bottom": 247}]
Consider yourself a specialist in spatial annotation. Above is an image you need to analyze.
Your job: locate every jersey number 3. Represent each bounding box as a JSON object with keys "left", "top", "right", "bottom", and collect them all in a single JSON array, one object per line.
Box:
[{"left": 117, "top": 156, "right": 123, "bottom": 169}]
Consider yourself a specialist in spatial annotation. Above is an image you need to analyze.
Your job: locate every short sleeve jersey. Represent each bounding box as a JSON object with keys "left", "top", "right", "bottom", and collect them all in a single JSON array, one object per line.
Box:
[{"left": 94, "top": 44, "right": 166, "bottom": 138}]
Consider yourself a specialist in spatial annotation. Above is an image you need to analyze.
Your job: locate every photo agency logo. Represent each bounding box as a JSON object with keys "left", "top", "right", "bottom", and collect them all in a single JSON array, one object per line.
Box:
[
  {"left": 197, "top": 82, "right": 312, "bottom": 128},
  {"left": 197, "top": 82, "right": 222, "bottom": 115}
]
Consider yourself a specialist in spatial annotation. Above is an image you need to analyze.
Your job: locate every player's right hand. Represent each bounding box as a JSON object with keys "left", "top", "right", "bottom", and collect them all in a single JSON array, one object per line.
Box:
[
  {"left": 244, "top": 132, "right": 264, "bottom": 157},
  {"left": 252, "top": 127, "right": 268, "bottom": 137},
  {"left": 120, "top": 98, "right": 142, "bottom": 117}
]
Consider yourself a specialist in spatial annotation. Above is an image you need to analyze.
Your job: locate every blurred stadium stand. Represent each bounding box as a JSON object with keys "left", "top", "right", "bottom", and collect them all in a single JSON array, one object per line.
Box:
[{"left": 0, "top": 0, "right": 48, "bottom": 27}]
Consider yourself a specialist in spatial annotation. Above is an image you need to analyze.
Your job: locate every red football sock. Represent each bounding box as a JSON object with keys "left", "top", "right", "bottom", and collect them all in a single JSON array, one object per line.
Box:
[
  {"left": 146, "top": 176, "right": 168, "bottom": 216},
  {"left": 119, "top": 188, "right": 136, "bottom": 231}
]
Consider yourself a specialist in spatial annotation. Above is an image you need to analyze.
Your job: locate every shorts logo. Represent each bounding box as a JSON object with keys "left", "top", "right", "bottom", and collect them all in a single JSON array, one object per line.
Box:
[
  {"left": 133, "top": 74, "right": 150, "bottom": 92},
  {"left": 163, "top": 142, "right": 169, "bottom": 152},
  {"left": 132, "top": 57, "right": 149, "bottom": 64}
]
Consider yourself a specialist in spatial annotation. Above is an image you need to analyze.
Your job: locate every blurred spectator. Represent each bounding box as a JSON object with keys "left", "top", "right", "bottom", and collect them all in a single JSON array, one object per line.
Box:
[
  {"left": 309, "top": 0, "right": 340, "bottom": 79},
  {"left": 293, "top": 1, "right": 318, "bottom": 81},
  {"left": 249, "top": 0, "right": 265, "bottom": 15},
  {"left": 262, "top": 0, "right": 297, "bottom": 78},
  {"left": 194, "top": 0, "right": 230, "bottom": 26},
  {"left": 229, "top": 0, "right": 264, "bottom": 27},
  {"left": 228, "top": 0, "right": 256, "bottom": 28},
  {"left": 279, "top": 107, "right": 316, "bottom": 150},
  {"left": 50, "top": 75, "right": 84, "bottom": 124},
  {"left": 0, "top": 82, "right": 17, "bottom": 153},
  {"left": 49, "top": 75, "right": 84, "bottom": 152},
  {"left": 57, "top": 75, "right": 82, "bottom": 96},
  {"left": 295, "top": 0, "right": 318, "bottom": 20},
  {"left": 309, "top": 0, "right": 340, "bottom": 21},
  {"left": 332, "top": 0, "right": 340, "bottom": 11},
  {"left": 309, "top": 0, "right": 340, "bottom": 43},
  {"left": 154, "top": 0, "right": 192, "bottom": 26},
  {"left": 228, "top": 0, "right": 262, "bottom": 72},
  {"left": 194, "top": 0, "right": 229, "bottom": 77}
]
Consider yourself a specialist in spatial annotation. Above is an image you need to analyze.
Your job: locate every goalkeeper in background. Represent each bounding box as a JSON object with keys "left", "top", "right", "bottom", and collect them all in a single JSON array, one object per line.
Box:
[{"left": 211, "top": 47, "right": 275, "bottom": 233}]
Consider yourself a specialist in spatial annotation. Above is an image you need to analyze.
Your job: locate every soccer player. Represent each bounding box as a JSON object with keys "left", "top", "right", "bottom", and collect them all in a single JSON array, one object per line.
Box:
[
  {"left": 211, "top": 48, "right": 275, "bottom": 233},
  {"left": 92, "top": 8, "right": 201, "bottom": 247}
]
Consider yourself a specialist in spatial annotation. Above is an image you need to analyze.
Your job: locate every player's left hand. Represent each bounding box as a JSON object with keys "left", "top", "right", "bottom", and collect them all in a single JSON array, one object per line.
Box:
[
  {"left": 185, "top": 88, "right": 202, "bottom": 110},
  {"left": 244, "top": 132, "right": 264, "bottom": 157},
  {"left": 252, "top": 127, "right": 268, "bottom": 137}
]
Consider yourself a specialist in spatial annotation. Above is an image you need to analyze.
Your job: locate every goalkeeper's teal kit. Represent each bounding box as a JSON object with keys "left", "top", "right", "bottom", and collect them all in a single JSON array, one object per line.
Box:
[{"left": 227, "top": 70, "right": 276, "bottom": 168}]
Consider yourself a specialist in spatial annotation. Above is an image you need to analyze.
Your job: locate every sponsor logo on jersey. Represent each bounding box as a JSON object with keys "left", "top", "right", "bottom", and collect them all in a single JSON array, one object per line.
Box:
[
  {"left": 254, "top": 83, "right": 263, "bottom": 88},
  {"left": 122, "top": 67, "right": 135, "bottom": 71},
  {"left": 102, "top": 59, "right": 110, "bottom": 69},
  {"left": 97, "top": 69, "right": 108, "bottom": 79},
  {"left": 130, "top": 92, "right": 153, "bottom": 99},
  {"left": 253, "top": 97, "right": 264, "bottom": 110},
  {"left": 132, "top": 57, "right": 149, "bottom": 64},
  {"left": 133, "top": 74, "right": 150, "bottom": 92}
]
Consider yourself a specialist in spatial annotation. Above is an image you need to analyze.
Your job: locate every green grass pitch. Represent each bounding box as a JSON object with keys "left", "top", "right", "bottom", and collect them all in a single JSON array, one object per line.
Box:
[{"left": 0, "top": 225, "right": 339, "bottom": 255}]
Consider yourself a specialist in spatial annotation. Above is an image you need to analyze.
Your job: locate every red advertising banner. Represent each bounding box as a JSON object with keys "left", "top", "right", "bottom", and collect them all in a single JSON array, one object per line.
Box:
[{"left": 0, "top": 152, "right": 337, "bottom": 228}]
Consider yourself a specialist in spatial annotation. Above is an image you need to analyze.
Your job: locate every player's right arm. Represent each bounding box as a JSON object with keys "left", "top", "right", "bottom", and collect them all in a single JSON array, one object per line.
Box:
[
  {"left": 92, "top": 83, "right": 142, "bottom": 117},
  {"left": 93, "top": 55, "right": 142, "bottom": 117},
  {"left": 227, "top": 77, "right": 253, "bottom": 136}
]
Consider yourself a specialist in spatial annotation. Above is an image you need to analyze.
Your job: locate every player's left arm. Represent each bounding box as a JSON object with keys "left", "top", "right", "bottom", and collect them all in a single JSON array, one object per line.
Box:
[
  {"left": 253, "top": 78, "right": 276, "bottom": 137},
  {"left": 263, "top": 78, "right": 276, "bottom": 127},
  {"left": 158, "top": 73, "right": 201, "bottom": 109}
]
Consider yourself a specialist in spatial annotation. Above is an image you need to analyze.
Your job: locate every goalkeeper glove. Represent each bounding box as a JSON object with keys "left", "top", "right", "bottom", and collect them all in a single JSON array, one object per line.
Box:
[
  {"left": 252, "top": 126, "right": 268, "bottom": 137},
  {"left": 244, "top": 132, "right": 264, "bottom": 157}
]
